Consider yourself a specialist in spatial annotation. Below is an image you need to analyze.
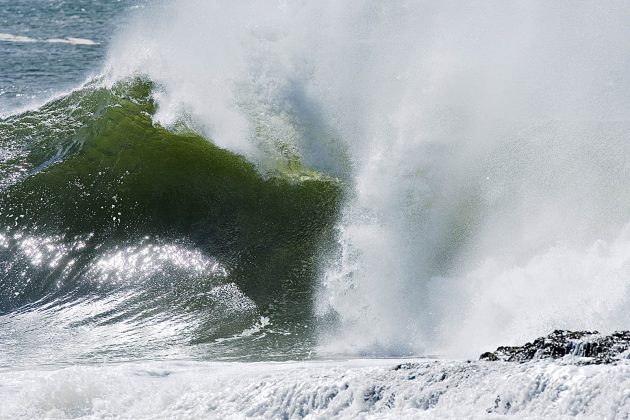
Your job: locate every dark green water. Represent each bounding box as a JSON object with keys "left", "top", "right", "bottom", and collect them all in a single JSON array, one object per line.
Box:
[{"left": 0, "top": 77, "right": 342, "bottom": 365}]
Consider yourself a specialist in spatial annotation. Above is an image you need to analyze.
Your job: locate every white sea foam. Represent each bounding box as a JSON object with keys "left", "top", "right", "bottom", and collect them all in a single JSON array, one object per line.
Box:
[
  {"left": 0, "top": 32, "right": 97, "bottom": 45},
  {"left": 46, "top": 37, "right": 98, "bottom": 46},
  {"left": 1, "top": 358, "right": 630, "bottom": 419},
  {"left": 105, "top": 0, "right": 630, "bottom": 357},
  {"left": 0, "top": 33, "right": 37, "bottom": 43}
]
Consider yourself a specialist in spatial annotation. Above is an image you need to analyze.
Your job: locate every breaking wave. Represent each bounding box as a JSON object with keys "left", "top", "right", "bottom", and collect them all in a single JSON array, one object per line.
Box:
[
  {"left": 0, "top": 78, "right": 341, "bottom": 364},
  {"left": 4, "top": 0, "right": 630, "bottom": 363}
]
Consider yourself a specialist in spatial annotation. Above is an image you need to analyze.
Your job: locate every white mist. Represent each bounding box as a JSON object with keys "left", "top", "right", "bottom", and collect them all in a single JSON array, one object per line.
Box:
[{"left": 107, "top": 0, "right": 630, "bottom": 357}]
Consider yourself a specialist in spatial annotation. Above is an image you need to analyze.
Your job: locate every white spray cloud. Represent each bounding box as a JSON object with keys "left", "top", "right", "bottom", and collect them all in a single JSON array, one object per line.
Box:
[{"left": 106, "top": 0, "right": 630, "bottom": 357}]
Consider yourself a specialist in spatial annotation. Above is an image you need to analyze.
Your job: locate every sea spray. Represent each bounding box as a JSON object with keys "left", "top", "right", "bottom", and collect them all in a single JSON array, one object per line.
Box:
[{"left": 102, "top": 0, "right": 630, "bottom": 357}]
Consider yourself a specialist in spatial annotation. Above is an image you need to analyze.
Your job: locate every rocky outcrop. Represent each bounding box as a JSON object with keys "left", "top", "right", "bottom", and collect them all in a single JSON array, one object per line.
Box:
[{"left": 480, "top": 330, "right": 630, "bottom": 364}]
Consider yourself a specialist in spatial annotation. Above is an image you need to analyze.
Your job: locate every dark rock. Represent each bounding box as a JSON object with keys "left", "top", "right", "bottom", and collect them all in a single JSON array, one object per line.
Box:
[
  {"left": 479, "top": 330, "right": 630, "bottom": 364},
  {"left": 394, "top": 363, "right": 418, "bottom": 371},
  {"left": 479, "top": 352, "right": 498, "bottom": 361}
]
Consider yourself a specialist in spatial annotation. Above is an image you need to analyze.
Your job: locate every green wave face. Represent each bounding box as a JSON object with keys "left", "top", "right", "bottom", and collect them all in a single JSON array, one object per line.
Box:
[{"left": 0, "top": 79, "right": 342, "bottom": 362}]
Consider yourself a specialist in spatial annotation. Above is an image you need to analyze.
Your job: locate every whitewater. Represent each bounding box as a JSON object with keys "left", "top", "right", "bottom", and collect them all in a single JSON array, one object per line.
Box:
[{"left": 2, "top": 0, "right": 630, "bottom": 418}]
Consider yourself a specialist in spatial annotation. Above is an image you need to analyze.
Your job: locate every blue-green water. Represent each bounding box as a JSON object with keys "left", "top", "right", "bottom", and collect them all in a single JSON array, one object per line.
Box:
[{"left": 0, "top": 0, "right": 144, "bottom": 112}]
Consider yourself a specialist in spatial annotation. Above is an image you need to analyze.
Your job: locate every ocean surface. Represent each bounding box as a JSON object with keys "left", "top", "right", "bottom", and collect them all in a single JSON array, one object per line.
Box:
[
  {"left": 2, "top": 0, "right": 630, "bottom": 418},
  {"left": 0, "top": 0, "right": 148, "bottom": 113}
]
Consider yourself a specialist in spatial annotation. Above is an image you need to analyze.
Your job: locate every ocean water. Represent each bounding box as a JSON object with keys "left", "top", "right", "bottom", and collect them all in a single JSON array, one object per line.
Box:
[
  {"left": 2, "top": 0, "right": 630, "bottom": 418},
  {"left": 0, "top": 0, "right": 147, "bottom": 113}
]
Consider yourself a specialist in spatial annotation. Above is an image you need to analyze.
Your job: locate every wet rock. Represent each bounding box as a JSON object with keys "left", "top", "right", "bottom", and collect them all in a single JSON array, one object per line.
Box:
[{"left": 480, "top": 330, "right": 630, "bottom": 364}]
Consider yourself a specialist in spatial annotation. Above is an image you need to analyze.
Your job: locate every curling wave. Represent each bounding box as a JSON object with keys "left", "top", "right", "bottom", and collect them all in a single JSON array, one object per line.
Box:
[{"left": 0, "top": 78, "right": 341, "bottom": 365}]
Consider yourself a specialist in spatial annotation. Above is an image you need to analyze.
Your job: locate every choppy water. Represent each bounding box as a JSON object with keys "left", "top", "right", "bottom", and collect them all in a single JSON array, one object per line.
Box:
[{"left": 0, "top": 0, "right": 144, "bottom": 112}]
